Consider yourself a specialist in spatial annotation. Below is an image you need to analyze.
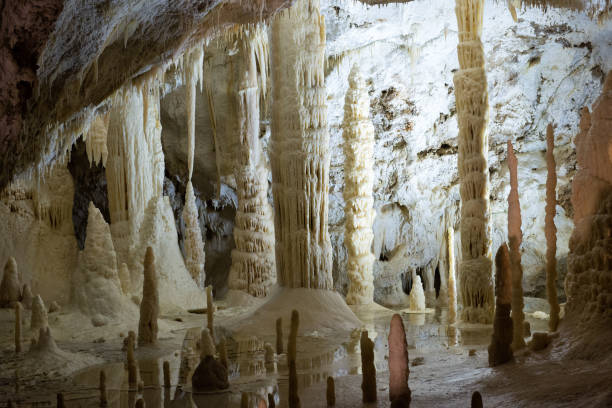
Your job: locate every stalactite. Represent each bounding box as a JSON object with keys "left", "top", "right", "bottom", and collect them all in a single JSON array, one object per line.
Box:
[
  {"left": 507, "top": 141, "right": 525, "bottom": 349},
  {"left": 545, "top": 124, "right": 560, "bottom": 332},
  {"left": 32, "top": 163, "right": 74, "bottom": 229},
  {"left": 138, "top": 247, "right": 159, "bottom": 346},
  {"left": 184, "top": 47, "right": 204, "bottom": 181},
  {"left": 454, "top": 0, "right": 494, "bottom": 324},
  {"left": 228, "top": 28, "right": 276, "bottom": 297},
  {"left": 360, "top": 330, "right": 376, "bottom": 402},
  {"left": 488, "top": 244, "right": 513, "bottom": 366},
  {"left": 343, "top": 65, "right": 375, "bottom": 305},
  {"left": 388, "top": 314, "right": 410, "bottom": 402},
  {"left": 85, "top": 114, "right": 109, "bottom": 167},
  {"left": 182, "top": 181, "right": 206, "bottom": 288},
  {"left": 288, "top": 310, "right": 300, "bottom": 408},
  {"left": 447, "top": 226, "right": 457, "bottom": 324},
  {"left": 1, "top": 257, "right": 21, "bottom": 307},
  {"left": 270, "top": 0, "right": 333, "bottom": 289}
]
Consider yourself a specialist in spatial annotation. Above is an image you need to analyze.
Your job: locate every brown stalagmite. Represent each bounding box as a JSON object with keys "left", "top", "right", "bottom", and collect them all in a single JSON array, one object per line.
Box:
[
  {"left": 206, "top": 285, "right": 214, "bottom": 340},
  {"left": 14, "top": 302, "right": 22, "bottom": 353},
  {"left": 360, "top": 330, "right": 376, "bottom": 402},
  {"left": 545, "top": 124, "right": 560, "bottom": 331},
  {"left": 388, "top": 314, "right": 410, "bottom": 402},
  {"left": 127, "top": 334, "right": 138, "bottom": 387},
  {"left": 326, "top": 376, "right": 335, "bottom": 406},
  {"left": 454, "top": 0, "right": 494, "bottom": 323},
  {"left": 100, "top": 370, "right": 108, "bottom": 407},
  {"left": 276, "top": 317, "right": 283, "bottom": 354},
  {"left": 1, "top": 257, "right": 21, "bottom": 307},
  {"left": 507, "top": 140, "right": 525, "bottom": 349},
  {"left": 288, "top": 310, "right": 300, "bottom": 408},
  {"left": 138, "top": 247, "right": 159, "bottom": 346},
  {"left": 163, "top": 361, "right": 170, "bottom": 388},
  {"left": 488, "top": 244, "right": 513, "bottom": 366}
]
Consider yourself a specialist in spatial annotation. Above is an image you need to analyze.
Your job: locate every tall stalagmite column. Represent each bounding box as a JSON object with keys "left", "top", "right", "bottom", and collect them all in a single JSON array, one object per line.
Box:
[
  {"left": 228, "top": 28, "right": 276, "bottom": 297},
  {"left": 507, "top": 141, "right": 525, "bottom": 348},
  {"left": 343, "top": 65, "right": 375, "bottom": 305},
  {"left": 454, "top": 0, "right": 494, "bottom": 323},
  {"left": 270, "top": 0, "right": 333, "bottom": 289},
  {"left": 545, "top": 124, "right": 560, "bottom": 331}
]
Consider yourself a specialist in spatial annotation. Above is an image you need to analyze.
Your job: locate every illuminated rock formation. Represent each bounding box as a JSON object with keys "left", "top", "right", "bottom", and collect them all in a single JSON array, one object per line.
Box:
[
  {"left": 1, "top": 257, "right": 20, "bottom": 307},
  {"left": 270, "top": 0, "right": 333, "bottom": 289},
  {"left": 343, "top": 65, "right": 376, "bottom": 305},
  {"left": 138, "top": 247, "right": 159, "bottom": 346},
  {"left": 388, "top": 314, "right": 410, "bottom": 402},
  {"left": 566, "top": 72, "right": 612, "bottom": 323},
  {"left": 545, "top": 124, "right": 560, "bottom": 331},
  {"left": 360, "top": 330, "right": 376, "bottom": 402},
  {"left": 409, "top": 275, "right": 426, "bottom": 311},
  {"left": 488, "top": 244, "right": 513, "bottom": 366},
  {"left": 30, "top": 295, "right": 48, "bottom": 332},
  {"left": 454, "top": 0, "right": 494, "bottom": 324},
  {"left": 507, "top": 141, "right": 525, "bottom": 349},
  {"left": 288, "top": 310, "right": 300, "bottom": 408},
  {"left": 182, "top": 181, "right": 205, "bottom": 288}
]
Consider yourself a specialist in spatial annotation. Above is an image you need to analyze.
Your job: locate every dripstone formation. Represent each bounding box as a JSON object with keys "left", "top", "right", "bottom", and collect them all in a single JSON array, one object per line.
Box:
[{"left": 488, "top": 244, "right": 513, "bottom": 366}]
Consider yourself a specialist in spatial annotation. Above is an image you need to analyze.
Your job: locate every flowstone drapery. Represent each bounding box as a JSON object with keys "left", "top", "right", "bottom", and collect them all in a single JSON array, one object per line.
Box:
[
  {"left": 454, "top": 0, "right": 494, "bottom": 323},
  {"left": 270, "top": 0, "right": 333, "bottom": 289},
  {"left": 342, "top": 65, "right": 375, "bottom": 305}
]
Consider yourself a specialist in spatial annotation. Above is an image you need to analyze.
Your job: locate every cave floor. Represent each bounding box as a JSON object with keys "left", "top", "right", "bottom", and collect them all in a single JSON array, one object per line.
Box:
[{"left": 0, "top": 295, "right": 611, "bottom": 407}]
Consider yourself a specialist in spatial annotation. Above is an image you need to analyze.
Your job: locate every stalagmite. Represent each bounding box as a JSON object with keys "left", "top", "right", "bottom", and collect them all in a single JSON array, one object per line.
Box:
[
  {"left": 327, "top": 376, "right": 335, "bottom": 406},
  {"left": 488, "top": 244, "right": 513, "bottom": 366},
  {"left": 29, "top": 327, "right": 60, "bottom": 353},
  {"left": 21, "top": 284, "right": 33, "bottom": 309},
  {"left": 270, "top": 0, "right": 333, "bottom": 289},
  {"left": 127, "top": 335, "right": 138, "bottom": 387},
  {"left": 1, "top": 257, "right": 21, "bottom": 307},
  {"left": 15, "top": 302, "right": 22, "bottom": 353},
  {"left": 343, "top": 65, "right": 376, "bottom": 305},
  {"left": 163, "top": 361, "right": 171, "bottom": 388},
  {"left": 206, "top": 285, "right": 214, "bottom": 340},
  {"left": 288, "top": 310, "right": 300, "bottom": 408},
  {"left": 276, "top": 317, "right": 283, "bottom": 354},
  {"left": 471, "top": 391, "right": 483, "bottom": 408},
  {"left": 409, "top": 275, "right": 426, "bottom": 311},
  {"left": 31, "top": 295, "right": 48, "bottom": 332},
  {"left": 182, "top": 181, "right": 206, "bottom": 288},
  {"left": 360, "top": 330, "right": 376, "bottom": 402},
  {"left": 100, "top": 370, "right": 108, "bottom": 407},
  {"left": 228, "top": 28, "right": 276, "bottom": 297},
  {"left": 388, "top": 314, "right": 410, "bottom": 402},
  {"left": 507, "top": 141, "right": 525, "bottom": 349},
  {"left": 138, "top": 247, "right": 159, "bottom": 346},
  {"left": 447, "top": 226, "right": 457, "bottom": 323},
  {"left": 200, "top": 328, "right": 215, "bottom": 358},
  {"left": 454, "top": 0, "right": 494, "bottom": 323},
  {"left": 545, "top": 124, "right": 560, "bottom": 332},
  {"left": 119, "top": 263, "right": 131, "bottom": 295}
]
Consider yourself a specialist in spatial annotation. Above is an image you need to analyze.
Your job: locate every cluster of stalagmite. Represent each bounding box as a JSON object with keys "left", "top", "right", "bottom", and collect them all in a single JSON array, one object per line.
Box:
[
  {"left": 454, "top": 0, "right": 494, "bottom": 323},
  {"left": 138, "top": 247, "right": 159, "bottom": 346},
  {"left": 488, "top": 244, "right": 513, "bottom": 366},
  {"left": 388, "top": 314, "right": 410, "bottom": 403},
  {"left": 342, "top": 65, "right": 376, "bottom": 305},
  {"left": 566, "top": 72, "right": 612, "bottom": 322},
  {"left": 228, "top": 27, "right": 276, "bottom": 297},
  {"left": 270, "top": 0, "right": 333, "bottom": 289},
  {"left": 507, "top": 141, "right": 525, "bottom": 348},
  {"left": 545, "top": 124, "right": 561, "bottom": 331},
  {"left": 182, "top": 181, "right": 206, "bottom": 288}
]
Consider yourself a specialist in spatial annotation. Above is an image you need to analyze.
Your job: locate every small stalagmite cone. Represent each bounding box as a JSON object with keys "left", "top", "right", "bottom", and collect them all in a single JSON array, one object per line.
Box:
[
  {"left": 360, "top": 330, "right": 376, "bottom": 403},
  {"left": 57, "top": 392, "right": 66, "bottom": 408},
  {"left": 138, "top": 247, "right": 159, "bottom": 346},
  {"left": 288, "top": 310, "right": 300, "bottom": 408},
  {"left": 206, "top": 285, "right": 214, "bottom": 340},
  {"left": 100, "top": 370, "right": 108, "bottom": 407},
  {"left": 163, "top": 361, "right": 171, "bottom": 388},
  {"left": 471, "top": 391, "right": 483, "bottom": 408},
  {"left": 326, "top": 376, "right": 335, "bottom": 406},
  {"left": 127, "top": 334, "right": 138, "bottom": 387},
  {"left": 276, "top": 317, "right": 283, "bottom": 354},
  {"left": 14, "top": 302, "right": 22, "bottom": 353}
]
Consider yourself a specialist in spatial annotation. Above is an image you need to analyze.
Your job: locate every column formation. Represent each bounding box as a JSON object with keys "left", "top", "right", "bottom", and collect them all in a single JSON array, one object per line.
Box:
[
  {"left": 453, "top": 0, "right": 494, "bottom": 323},
  {"left": 343, "top": 65, "right": 375, "bottom": 305},
  {"left": 270, "top": 0, "right": 333, "bottom": 289}
]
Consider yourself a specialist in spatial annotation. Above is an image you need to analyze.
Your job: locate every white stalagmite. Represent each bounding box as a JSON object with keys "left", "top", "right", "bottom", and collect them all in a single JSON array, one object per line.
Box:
[
  {"left": 342, "top": 65, "right": 375, "bottom": 305},
  {"left": 228, "top": 28, "right": 276, "bottom": 297},
  {"left": 454, "top": 0, "right": 494, "bottom": 324},
  {"left": 409, "top": 275, "right": 426, "bottom": 311},
  {"left": 182, "top": 181, "right": 206, "bottom": 289},
  {"left": 270, "top": 0, "right": 333, "bottom": 289}
]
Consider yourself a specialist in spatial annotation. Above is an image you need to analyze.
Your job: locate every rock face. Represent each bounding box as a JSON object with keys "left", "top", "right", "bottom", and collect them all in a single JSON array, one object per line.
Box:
[
  {"left": 270, "top": 0, "right": 333, "bottom": 290},
  {"left": 1, "top": 257, "right": 21, "bottom": 307},
  {"left": 388, "top": 314, "right": 410, "bottom": 402},
  {"left": 343, "top": 65, "right": 376, "bottom": 305},
  {"left": 138, "top": 247, "right": 159, "bottom": 346},
  {"left": 488, "top": 244, "right": 513, "bottom": 367},
  {"left": 454, "top": 0, "right": 494, "bottom": 324},
  {"left": 566, "top": 72, "right": 612, "bottom": 323},
  {"left": 545, "top": 124, "right": 561, "bottom": 332}
]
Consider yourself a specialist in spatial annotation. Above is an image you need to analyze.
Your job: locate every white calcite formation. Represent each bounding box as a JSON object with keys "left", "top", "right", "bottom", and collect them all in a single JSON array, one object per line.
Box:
[
  {"left": 342, "top": 65, "right": 376, "bottom": 305},
  {"left": 270, "top": 0, "right": 333, "bottom": 289},
  {"left": 183, "top": 181, "right": 206, "bottom": 289},
  {"left": 453, "top": 0, "right": 494, "bottom": 323},
  {"left": 228, "top": 28, "right": 276, "bottom": 297},
  {"left": 85, "top": 114, "right": 109, "bottom": 167},
  {"left": 409, "top": 275, "right": 426, "bottom": 311}
]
